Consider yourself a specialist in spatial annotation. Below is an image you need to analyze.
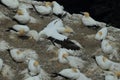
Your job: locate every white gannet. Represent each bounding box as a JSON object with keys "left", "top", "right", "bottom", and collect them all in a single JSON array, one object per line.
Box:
[
  {"left": 34, "top": 2, "right": 52, "bottom": 15},
  {"left": 7, "top": 48, "right": 26, "bottom": 62},
  {"left": 80, "top": 12, "right": 106, "bottom": 29},
  {"left": 101, "top": 39, "right": 118, "bottom": 59},
  {"left": 93, "top": 55, "right": 113, "bottom": 70},
  {"left": 95, "top": 27, "right": 108, "bottom": 40},
  {"left": 6, "top": 24, "right": 30, "bottom": 36},
  {"left": 21, "top": 68, "right": 51, "bottom": 80},
  {"left": 28, "top": 59, "right": 41, "bottom": 76},
  {"left": 39, "top": 19, "right": 80, "bottom": 50},
  {"left": 26, "top": 30, "right": 39, "bottom": 41},
  {"left": 0, "top": 40, "right": 10, "bottom": 51},
  {"left": 52, "top": 1, "right": 66, "bottom": 18},
  {"left": 101, "top": 39, "right": 113, "bottom": 54},
  {"left": 24, "top": 49, "right": 39, "bottom": 61},
  {"left": 58, "top": 50, "right": 86, "bottom": 68},
  {"left": 51, "top": 68, "right": 81, "bottom": 80},
  {"left": 104, "top": 71, "right": 118, "bottom": 80},
  {"left": 14, "top": 5, "right": 31, "bottom": 24},
  {"left": 1, "top": 0, "right": 19, "bottom": 9},
  {"left": 109, "top": 62, "right": 120, "bottom": 72}
]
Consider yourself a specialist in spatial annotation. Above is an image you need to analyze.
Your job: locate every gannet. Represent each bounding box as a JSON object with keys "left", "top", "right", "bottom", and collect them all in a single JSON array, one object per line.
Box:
[
  {"left": 104, "top": 71, "right": 118, "bottom": 80},
  {"left": 14, "top": 5, "right": 31, "bottom": 24},
  {"left": 95, "top": 27, "right": 108, "bottom": 40},
  {"left": 58, "top": 50, "right": 86, "bottom": 68},
  {"left": 80, "top": 12, "right": 106, "bottom": 29},
  {"left": 6, "top": 24, "right": 30, "bottom": 36},
  {"left": 101, "top": 39, "right": 119, "bottom": 59},
  {"left": 24, "top": 49, "right": 39, "bottom": 61},
  {"left": 93, "top": 55, "right": 113, "bottom": 69},
  {"left": 1, "top": 0, "right": 19, "bottom": 9},
  {"left": 21, "top": 67, "right": 51, "bottom": 80},
  {"left": 52, "top": 1, "right": 66, "bottom": 18},
  {"left": 39, "top": 19, "right": 80, "bottom": 50},
  {"left": 7, "top": 48, "right": 26, "bottom": 62},
  {"left": 26, "top": 30, "right": 39, "bottom": 41},
  {"left": 51, "top": 68, "right": 81, "bottom": 80},
  {"left": 34, "top": 2, "right": 52, "bottom": 15},
  {"left": 109, "top": 62, "right": 120, "bottom": 72},
  {"left": 28, "top": 59, "right": 41, "bottom": 76}
]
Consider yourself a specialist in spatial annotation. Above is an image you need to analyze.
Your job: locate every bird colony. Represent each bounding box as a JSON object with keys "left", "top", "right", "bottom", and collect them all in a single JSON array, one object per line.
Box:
[{"left": 0, "top": 0, "right": 120, "bottom": 80}]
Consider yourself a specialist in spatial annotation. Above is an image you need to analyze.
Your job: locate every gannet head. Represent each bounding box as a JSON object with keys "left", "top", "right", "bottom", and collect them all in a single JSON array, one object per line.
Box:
[
  {"left": 115, "top": 72, "right": 120, "bottom": 77},
  {"left": 45, "top": 2, "right": 52, "bottom": 7},
  {"left": 72, "top": 68, "right": 78, "bottom": 72},
  {"left": 98, "top": 31, "right": 103, "bottom": 36},
  {"left": 17, "top": 9, "right": 23, "bottom": 15},
  {"left": 102, "top": 56, "right": 107, "bottom": 62},
  {"left": 62, "top": 53, "right": 68, "bottom": 58},
  {"left": 64, "top": 26, "right": 74, "bottom": 34},
  {"left": 33, "top": 61, "right": 39, "bottom": 67},
  {"left": 80, "top": 12, "right": 90, "bottom": 17},
  {"left": 16, "top": 50, "right": 21, "bottom": 54},
  {"left": 18, "top": 29, "right": 25, "bottom": 36}
]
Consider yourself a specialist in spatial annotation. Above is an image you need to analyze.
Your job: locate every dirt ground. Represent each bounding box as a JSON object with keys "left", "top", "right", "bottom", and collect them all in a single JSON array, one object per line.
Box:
[{"left": 0, "top": 3, "right": 120, "bottom": 80}]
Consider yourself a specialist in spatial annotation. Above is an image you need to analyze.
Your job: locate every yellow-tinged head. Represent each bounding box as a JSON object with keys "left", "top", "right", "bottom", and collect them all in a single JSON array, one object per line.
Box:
[
  {"left": 17, "top": 50, "right": 21, "bottom": 54},
  {"left": 62, "top": 53, "right": 68, "bottom": 58},
  {"left": 33, "top": 61, "right": 39, "bottom": 66},
  {"left": 19, "top": 29, "right": 25, "bottom": 36},
  {"left": 72, "top": 68, "right": 78, "bottom": 72},
  {"left": 64, "top": 26, "right": 74, "bottom": 33},
  {"left": 115, "top": 72, "right": 120, "bottom": 77},
  {"left": 17, "top": 9, "right": 23, "bottom": 15},
  {"left": 102, "top": 56, "right": 107, "bottom": 62},
  {"left": 45, "top": 2, "right": 52, "bottom": 7},
  {"left": 82, "top": 12, "right": 90, "bottom": 17},
  {"left": 98, "top": 31, "right": 103, "bottom": 36}
]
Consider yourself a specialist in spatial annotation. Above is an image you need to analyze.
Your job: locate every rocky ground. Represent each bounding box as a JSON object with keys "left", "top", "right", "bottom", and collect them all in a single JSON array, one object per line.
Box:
[{"left": 0, "top": 1, "right": 120, "bottom": 80}]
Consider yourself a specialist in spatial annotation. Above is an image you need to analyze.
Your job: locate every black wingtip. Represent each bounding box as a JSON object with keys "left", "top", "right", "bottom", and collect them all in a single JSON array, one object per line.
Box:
[
  {"left": 54, "top": 13, "right": 67, "bottom": 19},
  {"left": 5, "top": 29, "right": 10, "bottom": 32},
  {"left": 51, "top": 73, "right": 69, "bottom": 79},
  {"left": 48, "top": 37, "right": 80, "bottom": 50},
  {"left": 5, "top": 27, "right": 18, "bottom": 32}
]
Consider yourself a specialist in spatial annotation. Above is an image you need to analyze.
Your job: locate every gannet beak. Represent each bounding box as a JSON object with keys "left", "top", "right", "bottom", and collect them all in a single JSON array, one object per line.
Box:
[{"left": 80, "top": 12, "right": 84, "bottom": 15}]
